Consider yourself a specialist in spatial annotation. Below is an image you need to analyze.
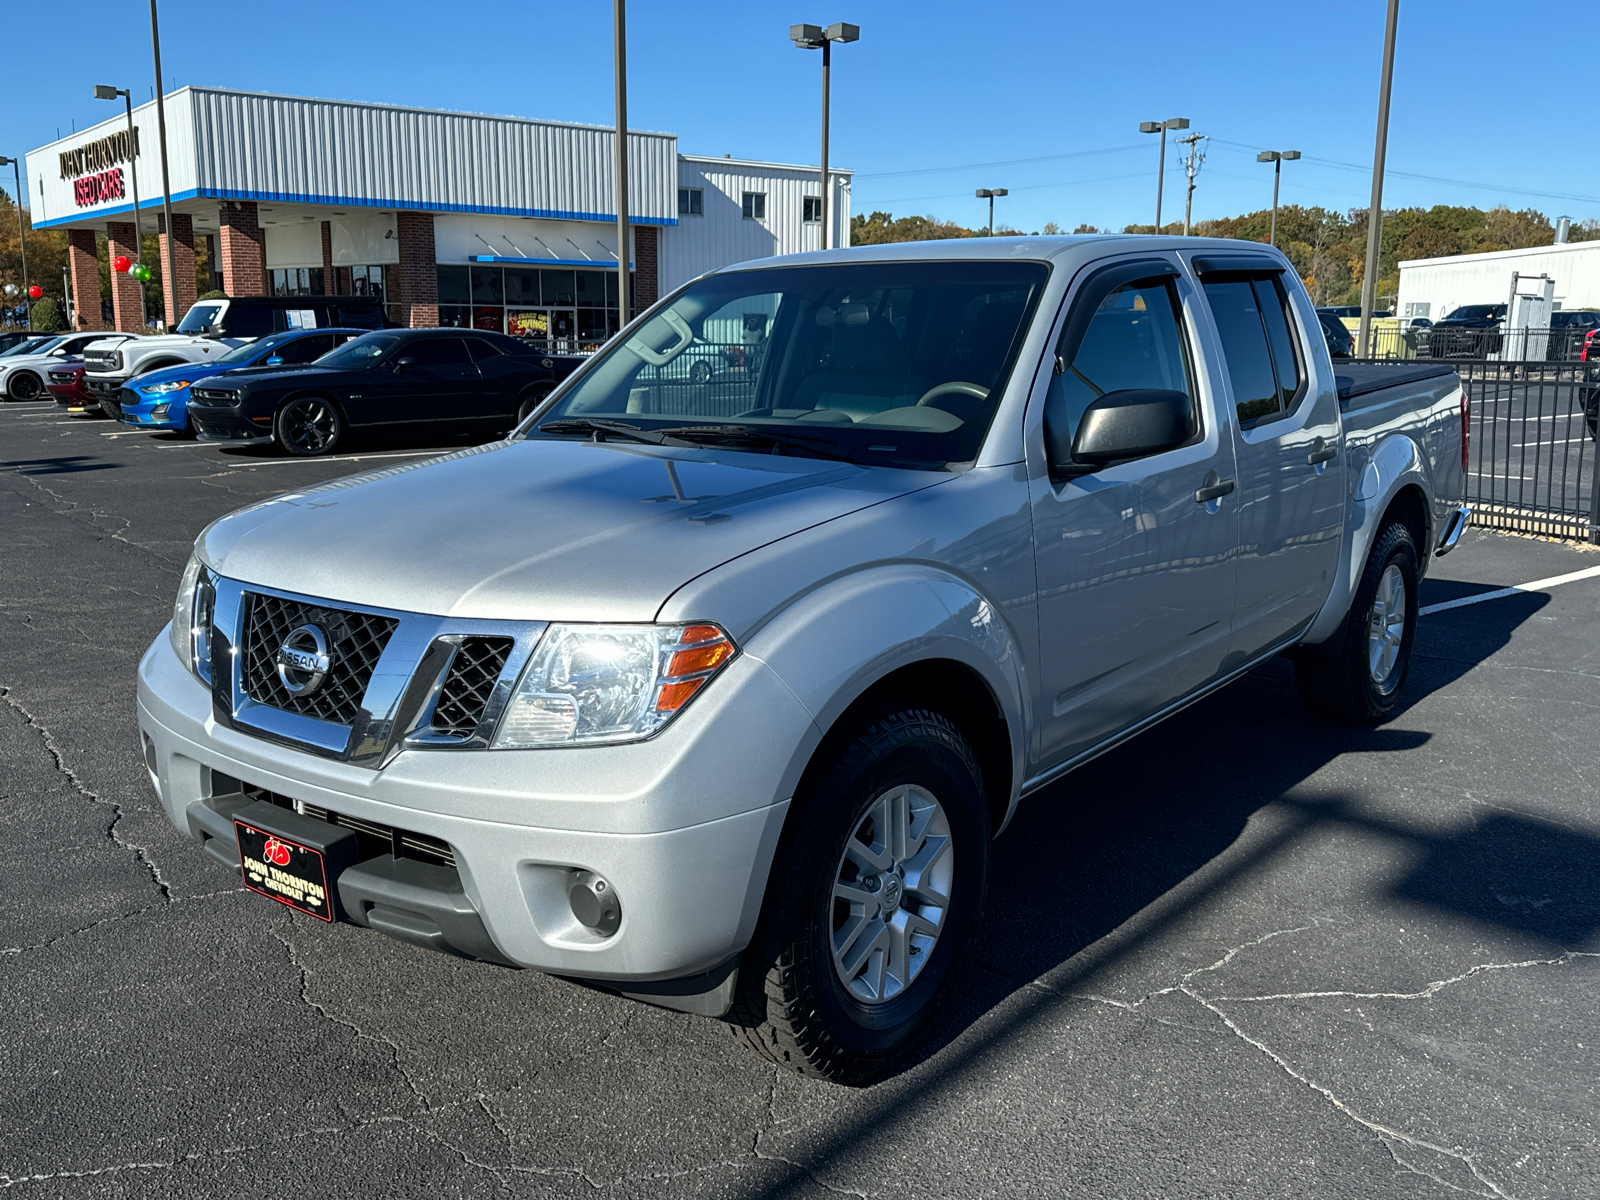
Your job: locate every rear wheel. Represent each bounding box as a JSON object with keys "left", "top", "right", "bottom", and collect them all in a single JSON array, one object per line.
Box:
[
  {"left": 274, "top": 396, "right": 344, "bottom": 457},
  {"left": 689, "top": 360, "right": 712, "bottom": 384},
  {"left": 729, "top": 709, "right": 989, "bottom": 1085},
  {"left": 7, "top": 371, "right": 43, "bottom": 401},
  {"left": 1294, "top": 521, "right": 1419, "bottom": 724},
  {"left": 515, "top": 388, "right": 552, "bottom": 428}
]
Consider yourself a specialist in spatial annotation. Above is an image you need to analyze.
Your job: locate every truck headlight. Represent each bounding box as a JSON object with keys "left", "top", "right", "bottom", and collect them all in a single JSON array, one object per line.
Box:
[
  {"left": 168, "top": 554, "right": 215, "bottom": 684},
  {"left": 492, "top": 623, "right": 735, "bottom": 748}
]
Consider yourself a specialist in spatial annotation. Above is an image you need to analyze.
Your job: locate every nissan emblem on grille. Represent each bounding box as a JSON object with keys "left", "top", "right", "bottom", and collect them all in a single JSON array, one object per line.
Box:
[{"left": 275, "top": 624, "right": 331, "bottom": 696}]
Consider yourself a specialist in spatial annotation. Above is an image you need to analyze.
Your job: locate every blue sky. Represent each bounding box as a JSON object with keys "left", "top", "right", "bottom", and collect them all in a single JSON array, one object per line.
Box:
[{"left": 5, "top": 0, "right": 1594, "bottom": 234}]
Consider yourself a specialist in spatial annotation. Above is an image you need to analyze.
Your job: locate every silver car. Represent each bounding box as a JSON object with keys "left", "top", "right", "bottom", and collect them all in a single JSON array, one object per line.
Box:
[{"left": 138, "top": 235, "right": 1466, "bottom": 1083}]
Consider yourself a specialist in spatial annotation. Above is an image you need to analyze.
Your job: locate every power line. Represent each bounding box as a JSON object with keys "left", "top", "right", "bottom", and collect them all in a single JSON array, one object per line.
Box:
[
  {"left": 854, "top": 144, "right": 1145, "bottom": 180},
  {"left": 857, "top": 170, "right": 1157, "bottom": 207}
]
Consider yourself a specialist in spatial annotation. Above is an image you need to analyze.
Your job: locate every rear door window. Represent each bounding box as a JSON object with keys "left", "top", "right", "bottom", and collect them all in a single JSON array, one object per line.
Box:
[{"left": 1201, "top": 274, "right": 1304, "bottom": 425}]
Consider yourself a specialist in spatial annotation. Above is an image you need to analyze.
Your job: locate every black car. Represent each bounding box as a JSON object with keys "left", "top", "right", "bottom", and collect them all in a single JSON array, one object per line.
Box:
[
  {"left": 1317, "top": 311, "right": 1354, "bottom": 358},
  {"left": 187, "top": 328, "right": 586, "bottom": 456},
  {"left": 1428, "top": 303, "right": 1505, "bottom": 358},
  {"left": 1548, "top": 310, "right": 1600, "bottom": 361}
]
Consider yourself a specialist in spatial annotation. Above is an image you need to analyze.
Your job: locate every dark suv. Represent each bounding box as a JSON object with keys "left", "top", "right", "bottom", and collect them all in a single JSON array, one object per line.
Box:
[
  {"left": 1549, "top": 310, "right": 1600, "bottom": 361},
  {"left": 1428, "top": 304, "right": 1505, "bottom": 358}
]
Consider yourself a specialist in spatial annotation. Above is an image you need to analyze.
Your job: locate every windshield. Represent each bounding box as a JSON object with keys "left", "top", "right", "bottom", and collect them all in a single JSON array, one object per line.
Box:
[
  {"left": 1, "top": 337, "right": 52, "bottom": 358},
  {"left": 176, "top": 303, "right": 225, "bottom": 334},
  {"left": 534, "top": 260, "right": 1048, "bottom": 467},
  {"left": 316, "top": 334, "right": 402, "bottom": 369},
  {"left": 216, "top": 332, "right": 296, "bottom": 364},
  {"left": 1446, "top": 304, "right": 1503, "bottom": 321}
]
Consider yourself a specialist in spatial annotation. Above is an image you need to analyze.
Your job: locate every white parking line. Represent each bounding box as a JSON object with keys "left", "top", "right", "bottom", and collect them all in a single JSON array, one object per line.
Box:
[
  {"left": 220, "top": 450, "right": 442, "bottom": 468},
  {"left": 1420, "top": 564, "right": 1600, "bottom": 616}
]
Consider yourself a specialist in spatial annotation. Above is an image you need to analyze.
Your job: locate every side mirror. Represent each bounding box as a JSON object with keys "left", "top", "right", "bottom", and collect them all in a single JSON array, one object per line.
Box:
[
  {"left": 1047, "top": 388, "right": 1193, "bottom": 477},
  {"left": 265, "top": 355, "right": 284, "bottom": 366},
  {"left": 394, "top": 356, "right": 415, "bottom": 373}
]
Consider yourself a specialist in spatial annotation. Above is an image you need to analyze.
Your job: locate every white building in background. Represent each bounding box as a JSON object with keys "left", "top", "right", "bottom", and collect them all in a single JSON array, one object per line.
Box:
[
  {"left": 1396, "top": 240, "right": 1600, "bottom": 322},
  {"left": 25, "top": 87, "right": 852, "bottom": 338}
]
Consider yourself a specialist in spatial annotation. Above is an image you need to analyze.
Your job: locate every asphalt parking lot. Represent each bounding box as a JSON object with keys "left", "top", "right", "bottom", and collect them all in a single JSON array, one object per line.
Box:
[{"left": 2, "top": 400, "right": 1598, "bottom": 1199}]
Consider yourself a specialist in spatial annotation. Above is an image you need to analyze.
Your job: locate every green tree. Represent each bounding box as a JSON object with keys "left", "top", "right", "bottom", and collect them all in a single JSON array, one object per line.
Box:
[{"left": 29, "top": 296, "right": 66, "bottom": 331}]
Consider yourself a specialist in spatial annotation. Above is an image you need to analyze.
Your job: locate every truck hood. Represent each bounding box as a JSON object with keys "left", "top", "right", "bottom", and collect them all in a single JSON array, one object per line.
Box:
[{"left": 198, "top": 438, "right": 947, "bottom": 622}]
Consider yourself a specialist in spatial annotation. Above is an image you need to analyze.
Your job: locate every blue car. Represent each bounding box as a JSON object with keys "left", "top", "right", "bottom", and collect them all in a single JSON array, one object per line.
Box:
[{"left": 119, "top": 327, "right": 367, "bottom": 432}]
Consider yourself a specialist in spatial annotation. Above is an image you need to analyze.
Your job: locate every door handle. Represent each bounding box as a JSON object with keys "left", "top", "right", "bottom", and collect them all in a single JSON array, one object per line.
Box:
[
  {"left": 1194, "top": 471, "right": 1236, "bottom": 504},
  {"left": 1307, "top": 436, "right": 1338, "bottom": 465}
]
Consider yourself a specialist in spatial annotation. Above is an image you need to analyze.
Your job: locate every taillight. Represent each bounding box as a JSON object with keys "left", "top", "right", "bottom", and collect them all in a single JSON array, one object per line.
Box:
[
  {"left": 1584, "top": 330, "right": 1596, "bottom": 363},
  {"left": 1460, "top": 389, "right": 1470, "bottom": 472}
]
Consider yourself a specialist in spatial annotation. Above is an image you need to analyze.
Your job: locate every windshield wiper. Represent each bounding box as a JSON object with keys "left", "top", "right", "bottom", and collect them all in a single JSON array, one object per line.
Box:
[
  {"left": 537, "top": 418, "right": 695, "bottom": 447},
  {"left": 653, "top": 424, "right": 861, "bottom": 464}
]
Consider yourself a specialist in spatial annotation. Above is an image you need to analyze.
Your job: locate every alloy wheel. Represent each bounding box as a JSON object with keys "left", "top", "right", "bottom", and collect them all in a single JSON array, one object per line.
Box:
[
  {"left": 281, "top": 398, "right": 339, "bottom": 454},
  {"left": 9, "top": 372, "right": 41, "bottom": 401},
  {"left": 830, "top": 784, "right": 954, "bottom": 1005},
  {"left": 1367, "top": 562, "right": 1406, "bottom": 691}
]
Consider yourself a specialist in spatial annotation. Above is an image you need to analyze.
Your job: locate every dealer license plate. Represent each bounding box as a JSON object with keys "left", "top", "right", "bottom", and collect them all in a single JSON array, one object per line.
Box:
[{"left": 235, "top": 820, "right": 334, "bottom": 921}]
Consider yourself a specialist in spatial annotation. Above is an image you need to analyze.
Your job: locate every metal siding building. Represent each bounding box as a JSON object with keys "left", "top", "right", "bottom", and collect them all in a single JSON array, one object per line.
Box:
[
  {"left": 661, "top": 156, "right": 852, "bottom": 293},
  {"left": 1397, "top": 241, "right": 1600, "bottom": 321},
  {"left": 26, "top": 87, "right": 849, "bottom": 340}
]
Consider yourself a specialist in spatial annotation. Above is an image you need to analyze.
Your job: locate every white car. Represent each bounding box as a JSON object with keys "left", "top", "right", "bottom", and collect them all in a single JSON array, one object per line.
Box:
[{"left": 0, "top": 332, "right": 133, "bottom": 401}]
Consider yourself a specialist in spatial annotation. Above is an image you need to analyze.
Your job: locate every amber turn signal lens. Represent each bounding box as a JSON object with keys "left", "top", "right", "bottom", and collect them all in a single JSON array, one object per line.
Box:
[{"left": 654, "top": 624, "right": 735, "bottom": 713}]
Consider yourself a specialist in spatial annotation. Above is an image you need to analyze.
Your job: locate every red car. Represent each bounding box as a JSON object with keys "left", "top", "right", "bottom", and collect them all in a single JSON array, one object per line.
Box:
[{"left": 45, "top": 360, "right": 103, "bottom": 415}]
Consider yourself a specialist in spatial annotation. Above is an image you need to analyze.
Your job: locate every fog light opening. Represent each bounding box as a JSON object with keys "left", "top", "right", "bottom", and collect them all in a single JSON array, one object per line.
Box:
[{"left": 567, "top": 869, "right": 621, "bottom": 937}]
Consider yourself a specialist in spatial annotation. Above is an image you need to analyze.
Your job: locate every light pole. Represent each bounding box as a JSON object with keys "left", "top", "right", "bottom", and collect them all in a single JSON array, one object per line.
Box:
[
  {"left": 1359, "top": 0, "right": 1401, "bottom": 358},
  {"left": 975, "top": 188, "right": 1008, "bottom": 236},
  {"left": 614, "top": 0, "right": 630, "bottom": 331},
  {"left": 791, "top": 21, "right": 859, "bottom": 251},
  {"left": 94, "top": 84, "right": 145, "bottom": 319},
  {"left": 1255, "top": 150, "right": 1301, "bottom": 247},
  {"left": 0, "top": 156, "right": 29, "bottom": 327},
  {"left": 1138, "top": 117, "right": 1188, "bottom": 232},
  {"left": 149, "top": 0, "right": 178, "bottom": 326}
]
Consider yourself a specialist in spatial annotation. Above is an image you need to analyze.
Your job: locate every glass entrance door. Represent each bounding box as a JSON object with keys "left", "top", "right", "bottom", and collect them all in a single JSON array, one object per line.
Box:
[{"left": 507, "top": 308, "right": 577, "bottom": 353}]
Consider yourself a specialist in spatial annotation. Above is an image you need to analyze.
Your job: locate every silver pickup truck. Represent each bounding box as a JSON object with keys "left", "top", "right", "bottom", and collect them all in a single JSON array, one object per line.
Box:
[{"left": 138, "top": 236, "right": 1468, "bottom": 1084}]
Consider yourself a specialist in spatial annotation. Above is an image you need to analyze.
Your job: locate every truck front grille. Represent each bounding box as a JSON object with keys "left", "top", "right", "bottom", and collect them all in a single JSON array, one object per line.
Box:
[
  {"left": 83, "top": 349, "right": 121, "bottom": 371},
  {"left": 243, "top": 783, "right": 457, "bottom": 869},
  {"left": 240, "top": 593, "right": 397, "bottom": 726},
  {"left": 431, "top": 637, "right": 515, "bottom": 738}
]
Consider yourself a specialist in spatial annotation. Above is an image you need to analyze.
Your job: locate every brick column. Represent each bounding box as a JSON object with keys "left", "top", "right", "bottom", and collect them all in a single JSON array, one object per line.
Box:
[
  {"left": 392, "top": 211, "right": 439, "bottom": 327},
  {"left": 632, "top": 225, "right": 659, "bottom": 312},
  {"left": 106, "top": 222, "right": 145, "bottom": 333},
  {"left": 67, "top": 229, "right": 104, "bottom": 331},
  {"left": 158, "top": 212, "right": 198, "bottom": 328},
  {"left": 320, "top": 221, "right": 335, "bottom": 294},
  {"left": 218, "top": 201, "right": 266, "bottom": 296}
]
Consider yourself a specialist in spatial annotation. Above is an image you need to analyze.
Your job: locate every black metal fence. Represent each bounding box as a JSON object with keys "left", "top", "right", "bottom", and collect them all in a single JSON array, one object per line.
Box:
[
  {"left": 1354, "top": 356, "right": 1600, "bottom": 542},
  {"left": 1354, "top": 326, "right": 1594, "bottom": 363}
]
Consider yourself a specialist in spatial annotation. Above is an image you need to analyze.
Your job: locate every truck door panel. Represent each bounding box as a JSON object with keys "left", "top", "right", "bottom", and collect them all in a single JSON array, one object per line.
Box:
[{"left": 1029, "top": 263, "right": 1239, "bottom": 767}]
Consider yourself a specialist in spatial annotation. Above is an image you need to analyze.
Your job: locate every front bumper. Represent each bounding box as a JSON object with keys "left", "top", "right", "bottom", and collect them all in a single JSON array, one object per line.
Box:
[
  {"left": 190, "top": 407, "right": 272, "bottom": 443},
  {"left": 136, "top": 629, "right": 807, "bottom": 983},
  {"left": 119, "top": 387, "right": 188, "bottom": 430}
]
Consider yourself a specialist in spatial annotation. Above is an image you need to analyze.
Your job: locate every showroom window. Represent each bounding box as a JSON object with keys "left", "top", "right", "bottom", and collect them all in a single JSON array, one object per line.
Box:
[
  {"left": 678, "top": 188, "right": 703, "bottom": 216},
  {"left": 270, "top": 267, "right": 325, "bottom": 297},
  {"left": 436, "top": 264, "right": 627, "bottom": 352},
  {"left": 803, "top": 197, "right": 822, "bottom": 223},
  {"left": 742, "top": 192, "right": 767, "bottom": 221}
]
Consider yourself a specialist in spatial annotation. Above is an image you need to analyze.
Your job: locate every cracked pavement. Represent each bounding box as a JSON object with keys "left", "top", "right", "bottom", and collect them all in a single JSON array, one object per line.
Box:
[{"left": 2, "top": 402, "right": 1598, "bottom": 1198}]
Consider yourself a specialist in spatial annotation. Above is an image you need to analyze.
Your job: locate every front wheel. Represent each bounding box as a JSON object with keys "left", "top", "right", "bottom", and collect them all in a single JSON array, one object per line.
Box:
[
  {"left": 1294, "top": 521, "right": 1419, "bottom": 724},
  {"left": 7, "top": 371, "right": 42, "bottom": 401},
  {"left": 515, "top": 389, "right": 551, "bottom": 428},
  {"left": 730, "top": 709, "right": 990, "bottom": 1085},
  {"left": 274, "top": 396, "right": 344, "bottom": 457}
]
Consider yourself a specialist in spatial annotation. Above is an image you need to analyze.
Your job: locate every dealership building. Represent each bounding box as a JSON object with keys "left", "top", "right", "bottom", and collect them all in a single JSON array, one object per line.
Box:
[
  {"left": 26, "top": 87, "right": 851, "bottom": 346},
  {"left": 1396, "top": 238, "right": 1600, "bottom": 322}
]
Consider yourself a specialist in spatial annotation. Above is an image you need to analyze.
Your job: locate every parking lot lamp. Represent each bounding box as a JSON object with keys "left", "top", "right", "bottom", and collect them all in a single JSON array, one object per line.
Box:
[
  {"left": 791, "top": 21, "right": 859, "bottom": 251},
  {"left": 93, "top": 85, "right": 145, "bottom": 293},
  {"left": 1138, "top": 118, "right": 1188, "bottom": 232},
  {"left": 974, "top": 188, "right": 1008, "bottom": 236},
  {"left": 1256, "top": 150, "right": 1300, "bottom": 247},
  {"left": 0, "top": 156, "right": 29, "bottom": 327}
]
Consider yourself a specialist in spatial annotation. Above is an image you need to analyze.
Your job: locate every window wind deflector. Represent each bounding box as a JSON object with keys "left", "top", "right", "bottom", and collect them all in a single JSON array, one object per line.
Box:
[{"left": 1191, "top": 253, "right": 1286, "bottom": 276}]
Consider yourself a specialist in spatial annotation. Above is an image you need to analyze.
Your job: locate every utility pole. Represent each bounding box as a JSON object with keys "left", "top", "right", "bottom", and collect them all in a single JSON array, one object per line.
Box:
[
  {"left": 1177, "top": 132, "right": 1208, "bottom": 236},
  {"left": 149, "top": 0, "right": 178, "bottom": 326},
  {"left": 613, "top": 0, "right": 630, "bottom": 331},
  {"left": 1359, "top": 0, "right": 1401, "bottom": 359}
]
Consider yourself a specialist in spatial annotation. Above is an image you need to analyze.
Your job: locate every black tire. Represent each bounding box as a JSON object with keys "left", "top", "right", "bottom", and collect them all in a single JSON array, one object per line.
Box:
[
  {"left": 98, "top": 396, "right": 121, "bottom": 421},
  {"left": 1294, "top": 521, "right": 1419, "bottom": 724},
  {"left": 515, "top": 388, "right": 552, "bottom": 427},
  {"left": 274, "top": 396, "right": 344, "bottom": 457},
  {"left": 729, "top": 709, "right": 990, "bottom": 1086},
  {"left": 7, "top": 371, "right": 43, "bottom": 401}
]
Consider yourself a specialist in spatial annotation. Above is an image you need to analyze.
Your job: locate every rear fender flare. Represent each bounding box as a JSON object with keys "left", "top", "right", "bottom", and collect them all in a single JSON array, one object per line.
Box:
[
  {"left": 1303, "top": 433, "right": 1430, "bottom": 646},
  {"left": 740, "top": 564, "right": 1030, "bottom": 832}
]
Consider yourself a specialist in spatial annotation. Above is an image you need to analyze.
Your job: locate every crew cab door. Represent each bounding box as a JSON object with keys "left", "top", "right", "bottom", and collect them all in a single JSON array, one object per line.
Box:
[
  {"left": 1027, "top": 256, "right": 1240, "bottom": 768},
  {"left": 1190, "top": 256, "right": 1343, "bottom": 661}
]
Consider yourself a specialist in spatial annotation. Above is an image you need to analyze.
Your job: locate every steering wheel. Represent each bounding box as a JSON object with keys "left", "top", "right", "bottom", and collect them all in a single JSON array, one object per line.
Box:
[{"left": 916, "top": 381, "right": 990, "bottom": 407}]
